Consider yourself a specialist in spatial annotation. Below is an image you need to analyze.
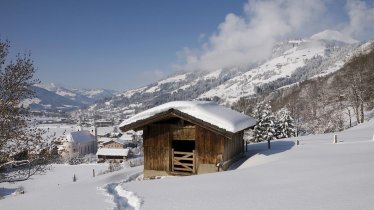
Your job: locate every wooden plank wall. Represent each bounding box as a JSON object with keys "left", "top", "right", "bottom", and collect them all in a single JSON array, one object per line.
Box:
[
  {"left": 143, "top": 122, "right": 244, "bottom": 172},
  {"left": 195, "top": 126, "right": 225, "bottom": 164},
  {"left": 223, "top": 131, "right": 244, "bottom": 161},
  {"left": 171, "top": 125, "right": 195, "bottom": 140},
  {"left": 143, "top": 124, "right": 171, "bottom": 171}
]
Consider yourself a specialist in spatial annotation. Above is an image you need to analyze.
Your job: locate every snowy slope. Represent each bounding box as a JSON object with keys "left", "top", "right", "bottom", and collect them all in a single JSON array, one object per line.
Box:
[
  {"left": 199, "top": 39, "right": 326, "bottom": 103},
  {"left": 85, "top": 68, "right": 244, "bottom": 121},
  {"left": 198, "top": 33, "right": 364, "bottom": 104}
]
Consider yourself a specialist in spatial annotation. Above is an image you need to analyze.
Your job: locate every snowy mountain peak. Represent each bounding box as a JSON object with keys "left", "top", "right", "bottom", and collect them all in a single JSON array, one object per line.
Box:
[
  {"left": 310, "top": 30, "right": 359, "bottom": 44},
  {"left": 34, "top": 82, "right": 60, "bottom": 91}
]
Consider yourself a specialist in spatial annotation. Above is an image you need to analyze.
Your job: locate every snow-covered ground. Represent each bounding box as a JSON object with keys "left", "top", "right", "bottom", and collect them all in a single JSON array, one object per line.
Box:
[
  {"left": 2, "top": 120, "right": 374, "bottom": 210},
  {"left": 0, "top": 164, "right": 143, "bottom": 210},
  {"left": 122, "top": 120, "right": 374, "bottom": 210}
]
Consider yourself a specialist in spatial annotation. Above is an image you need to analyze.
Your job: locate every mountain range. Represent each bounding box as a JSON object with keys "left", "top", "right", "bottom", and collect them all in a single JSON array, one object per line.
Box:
[
  {"left": 22, "top": 83, "right": 117, "bottom": 112},
  {"left": 28, "top": 30, "right": 373, "bottom": 127},
  {"left": 80, "top": 30, "right": 372, "bottom": 122}
]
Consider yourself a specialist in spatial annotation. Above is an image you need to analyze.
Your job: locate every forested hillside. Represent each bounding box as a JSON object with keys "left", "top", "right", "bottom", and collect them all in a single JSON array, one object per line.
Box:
[{"left": 233, "top": 43, "right": 374, "bottom": 135}]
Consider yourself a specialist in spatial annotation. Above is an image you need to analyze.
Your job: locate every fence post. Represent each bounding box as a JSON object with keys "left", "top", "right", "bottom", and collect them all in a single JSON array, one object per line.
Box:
[
  {"left": 171, "top": 148, "right": 174, "bottom": 172},
  {"left": 193, "top": 150, "right": 196, "bottom": 174},
  {"left": 333, "top": 134, "right": 338, "bottom": 144}
]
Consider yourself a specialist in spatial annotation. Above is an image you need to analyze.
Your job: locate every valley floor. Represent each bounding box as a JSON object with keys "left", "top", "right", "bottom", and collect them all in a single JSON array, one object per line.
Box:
[{"left": 1, "top": 120, "right": 374, "bottom": 210}]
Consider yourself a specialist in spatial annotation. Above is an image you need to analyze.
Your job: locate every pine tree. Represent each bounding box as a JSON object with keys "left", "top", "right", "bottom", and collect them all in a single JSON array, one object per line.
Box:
[
  {"left": 252, "top": 102, "right": 276, "bottom": 149},
  {"left": 276, "top": 108, "right": 296, "bottom": 139}
]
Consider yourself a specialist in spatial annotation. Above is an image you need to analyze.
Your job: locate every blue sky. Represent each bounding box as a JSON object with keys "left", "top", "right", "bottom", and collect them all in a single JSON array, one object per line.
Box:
[{"left": 1, "top": 0, "right": 373, "bottom": 91}]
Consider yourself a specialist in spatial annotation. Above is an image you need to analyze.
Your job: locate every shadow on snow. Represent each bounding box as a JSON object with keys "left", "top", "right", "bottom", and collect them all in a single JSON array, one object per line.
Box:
[
  {"left": 229, "top": 140, "right": 295, "bottom": 170},
  {"left": 0, "top": 187, "right": 17, "bottom": 198}
]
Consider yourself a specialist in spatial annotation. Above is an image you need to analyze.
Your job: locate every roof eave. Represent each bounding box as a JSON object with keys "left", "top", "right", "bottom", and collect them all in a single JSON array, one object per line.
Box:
[{"left": 119, "top": 109, "right": 250, "bottom": 138}]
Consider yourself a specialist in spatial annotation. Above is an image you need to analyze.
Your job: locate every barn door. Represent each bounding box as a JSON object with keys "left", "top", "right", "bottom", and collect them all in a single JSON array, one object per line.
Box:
[
  {"left": 171, "top": 139, "right": 196, "bottom": 174},
  {"left": 172, "top": 149, "right": 196, "bottom": 174}
]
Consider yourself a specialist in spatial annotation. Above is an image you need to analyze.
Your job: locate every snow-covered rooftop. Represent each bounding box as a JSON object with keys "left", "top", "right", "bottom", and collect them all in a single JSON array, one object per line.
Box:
[
  {"left": 66, "top": 131, "right": 96, "bottom": 144},
  {"left": 96, "top": 148, "right": 129, "bottom": 157},
  {"left": 119, "top": 101, "right": 256, "bottom": 133}
]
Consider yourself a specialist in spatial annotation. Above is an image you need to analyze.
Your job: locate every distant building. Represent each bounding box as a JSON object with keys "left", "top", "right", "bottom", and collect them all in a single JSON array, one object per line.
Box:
[
  {"left": 96, "top": 148, "right": 129, "bottom": 162},
  {"left": 60, "top": 128, "right": 98, "bottom": 159},
  {"left": 102, "top": 139, "right": 127, "bottom": 149},
  {"left": 95, "top": 120, "right": 114, "bottom": 127}
]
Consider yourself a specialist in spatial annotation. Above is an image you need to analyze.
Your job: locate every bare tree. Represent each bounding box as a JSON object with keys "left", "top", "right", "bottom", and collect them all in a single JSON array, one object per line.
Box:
[
  {"left": 339, "top": 49, "right": 374, "bottom": 125},
  {"left": 0, "top": 40, "right": 56, "bottom": 183}
]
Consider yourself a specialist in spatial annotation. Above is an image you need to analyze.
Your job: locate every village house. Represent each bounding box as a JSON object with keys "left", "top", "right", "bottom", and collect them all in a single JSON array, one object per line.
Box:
[
  {"left": 96, "top": 134, "right": 135, "bottom": 162},
  {"left": 119, "top": 101, "right": 256, "bottom": 178},
  {"left": 102, "top": 139, "right": 127, "bottom": 149},
  {"left": 96, "top": 148, "right": 130, "bottom": 162}
]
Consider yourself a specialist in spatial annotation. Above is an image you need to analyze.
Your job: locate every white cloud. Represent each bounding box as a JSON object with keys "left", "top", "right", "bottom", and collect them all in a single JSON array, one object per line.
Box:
[
  {"left": 177, "top": 0, "right": 327, "bottom": 72},
  {"left": 343, "top": 0, "right": 374, "bottom": 40},
  {"left": 134, "top": 69, "right": 165, "bottom": 86}
]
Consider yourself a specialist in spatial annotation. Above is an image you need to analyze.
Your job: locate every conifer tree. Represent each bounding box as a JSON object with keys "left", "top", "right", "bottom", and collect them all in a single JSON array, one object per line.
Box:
[
  {"left": 252, "top": 102, "right": 276, "bottom": 149},
  {"left": 276, "top": 108, "right": 296, "bottom": 138}
]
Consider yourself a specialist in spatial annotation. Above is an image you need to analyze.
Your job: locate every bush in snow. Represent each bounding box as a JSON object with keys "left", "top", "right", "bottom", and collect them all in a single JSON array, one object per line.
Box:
[{"left": 108, "top": 161, "right": 122, "bottom": 172}]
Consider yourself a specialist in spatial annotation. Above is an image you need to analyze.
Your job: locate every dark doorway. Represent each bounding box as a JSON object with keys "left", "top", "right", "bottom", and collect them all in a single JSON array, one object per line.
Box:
[{"left": 172, "top": 140, "right": 195, "bottom": 152}]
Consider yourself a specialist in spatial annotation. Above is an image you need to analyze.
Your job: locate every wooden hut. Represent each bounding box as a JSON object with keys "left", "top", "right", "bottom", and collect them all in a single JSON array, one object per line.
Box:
[{"left": 119, "top": 101, "right": 256, "bottom": 177}]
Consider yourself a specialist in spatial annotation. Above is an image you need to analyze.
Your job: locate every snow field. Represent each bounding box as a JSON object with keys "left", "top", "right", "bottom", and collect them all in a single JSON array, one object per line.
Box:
[{"left": 121, "top": 120, "right": 374, "bottom": 210}]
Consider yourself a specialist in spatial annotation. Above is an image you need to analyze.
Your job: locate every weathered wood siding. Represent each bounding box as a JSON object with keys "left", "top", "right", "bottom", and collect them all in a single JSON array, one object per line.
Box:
[
  {"left": 223, "top": 131, "right": 244, "bottom": 162},
  {"left": 143, "top": 124, "right": 171, "bottom": 171},
  {"left": 195, "top": 126, "right": 225, "bottom": 164},
  {"left": 171, "top": 125, "right": 195, "bottom": 140},
  {"left": 143, "top": 121, "right": 244, "bottom": 174}
]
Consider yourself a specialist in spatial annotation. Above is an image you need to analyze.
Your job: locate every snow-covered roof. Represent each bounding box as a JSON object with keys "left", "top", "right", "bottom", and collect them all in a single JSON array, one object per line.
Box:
[
  {"left": 119, "top": 101, "right": 256, "bottom": 133},
  {"left": 96, "top": 148, "right": 129, "bottom": 157},
  {"left": 66, "top": 131, "right": 96, "bottom": 143}
]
